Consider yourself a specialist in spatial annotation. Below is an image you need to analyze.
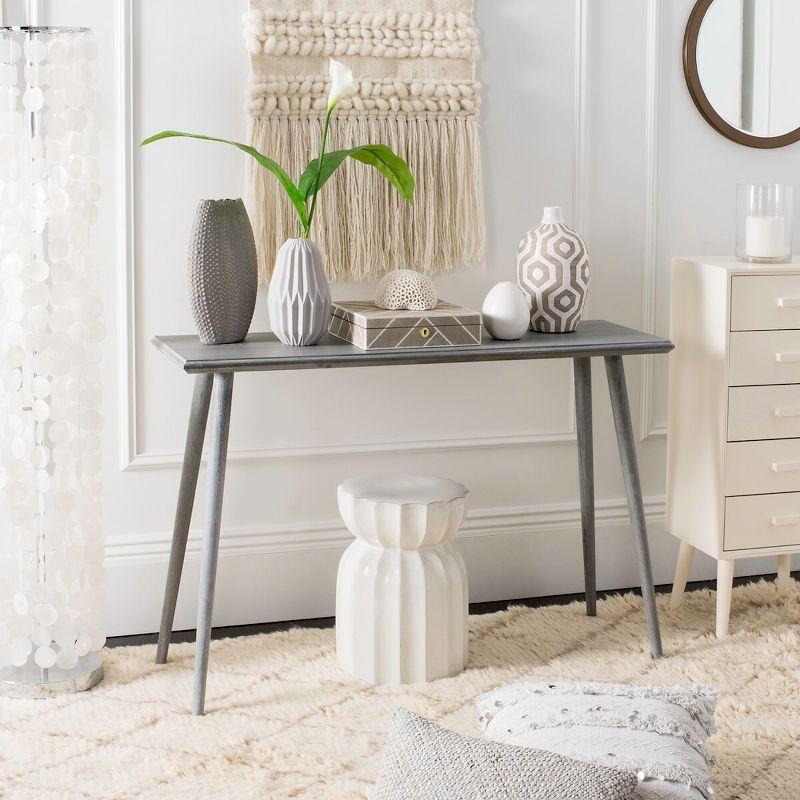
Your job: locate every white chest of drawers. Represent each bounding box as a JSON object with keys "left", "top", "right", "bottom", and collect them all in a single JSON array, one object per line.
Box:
[{"left": 667, "top": 257, "right": 800, "bottom": 637}]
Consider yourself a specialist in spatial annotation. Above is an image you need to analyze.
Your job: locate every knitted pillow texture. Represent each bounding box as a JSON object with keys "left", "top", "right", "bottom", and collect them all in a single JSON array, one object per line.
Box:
[
  {"left": 374, "top": 707, "right": 637, "bottom": 800},
  {"left": 475, "top": 682, "right": 717, "bottom": 800}
]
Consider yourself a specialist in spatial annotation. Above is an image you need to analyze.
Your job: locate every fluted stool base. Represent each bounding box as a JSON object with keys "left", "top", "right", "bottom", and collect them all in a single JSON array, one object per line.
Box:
[{"left": 335, "top": 474, "right": 469, "bottom": 685}]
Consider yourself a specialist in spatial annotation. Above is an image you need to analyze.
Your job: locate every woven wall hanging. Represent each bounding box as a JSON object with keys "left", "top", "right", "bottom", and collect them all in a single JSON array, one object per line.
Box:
[{"left": 243, "top": 1, "right": 485, "bottom": 282}]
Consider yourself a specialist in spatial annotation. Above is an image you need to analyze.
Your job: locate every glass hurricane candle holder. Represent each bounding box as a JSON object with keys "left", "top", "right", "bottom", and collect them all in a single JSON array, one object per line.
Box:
[
  {"left": 0, "top": 26, "right": 104, "bottom": 697},
  {"left": 736, "top": 183, "right": 793, "bottom": 264}
]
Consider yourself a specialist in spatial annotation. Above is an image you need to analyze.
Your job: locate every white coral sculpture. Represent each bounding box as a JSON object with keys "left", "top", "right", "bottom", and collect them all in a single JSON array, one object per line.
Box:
[{"left": 374, "top": 269, "right": 438, "bottom": 311}]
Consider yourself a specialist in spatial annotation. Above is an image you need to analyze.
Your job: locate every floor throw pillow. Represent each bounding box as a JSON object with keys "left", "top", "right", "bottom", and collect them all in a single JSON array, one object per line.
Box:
[
  {"left": 374, "top": 707, "right": 637, "bottom": 800},
  {"left": 475, "top": 682, "right": 717, "bottom": 800}
]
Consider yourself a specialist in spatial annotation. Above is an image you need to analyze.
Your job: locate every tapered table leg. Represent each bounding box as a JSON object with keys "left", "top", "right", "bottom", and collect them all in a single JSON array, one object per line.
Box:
[
  {"left": 670, "top": 541, "right": 695, "bottom": 611},
  {"left": 156, "top": 373, "right": 213, "bottom": 664},
  {"left": 716, "top": 559, "right": 734, "bottom": 638},
  {"left": 573, "top": 357, "right": 596, "bottom": 617},
  {"left": 604, "top": 355, "right": 663, "bottom": 658},
  {"left": 777, "top": 554, "right": 793, "bottom": 594},
  {"left": 193, "top": 372, "right": 234, "bottom": 716}
]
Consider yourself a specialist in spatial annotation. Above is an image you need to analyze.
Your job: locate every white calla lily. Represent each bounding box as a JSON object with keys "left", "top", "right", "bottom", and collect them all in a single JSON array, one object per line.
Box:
[{"left": 327, "top": 58, "right": 355, "bottom": 112}]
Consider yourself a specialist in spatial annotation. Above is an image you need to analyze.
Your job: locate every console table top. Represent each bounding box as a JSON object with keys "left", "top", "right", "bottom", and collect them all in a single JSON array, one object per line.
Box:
[{"left": 152, "top": 319, "right": 673, "bottom": 374}]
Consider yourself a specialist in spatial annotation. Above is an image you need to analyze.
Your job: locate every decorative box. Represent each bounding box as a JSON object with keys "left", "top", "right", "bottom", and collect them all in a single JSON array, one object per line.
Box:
[{"left": 329, "top": 300, "right": 482, "bottom": 350}]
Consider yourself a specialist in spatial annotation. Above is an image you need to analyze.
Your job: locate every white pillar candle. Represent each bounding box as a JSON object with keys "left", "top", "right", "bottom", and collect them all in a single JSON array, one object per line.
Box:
[{"left": 745, "top": 215, "right": 787, "bottom": 258}]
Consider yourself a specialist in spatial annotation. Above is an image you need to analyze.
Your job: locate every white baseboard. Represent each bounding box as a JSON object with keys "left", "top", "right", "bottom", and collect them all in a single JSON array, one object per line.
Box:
[
  {"left": 104, "top": 495, "right": 787, "bottom": 637},
  {"left": 104, "top": 494, "right": 666, "bottom": 563}
]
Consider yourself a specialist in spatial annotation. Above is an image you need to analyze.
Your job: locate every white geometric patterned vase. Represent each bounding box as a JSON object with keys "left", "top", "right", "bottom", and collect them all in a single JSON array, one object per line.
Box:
[
  {"left": 517, "top": 206, "right": 590, "bottom": 334},
  {"left": 267, "top": 238, "right": 331, "bottom": 346},
  {"left": 335, "top": 474, "right": 469, "bottom": 685},
  {"left": 0, "top": 26, "right": 105, "bottom": 696}
]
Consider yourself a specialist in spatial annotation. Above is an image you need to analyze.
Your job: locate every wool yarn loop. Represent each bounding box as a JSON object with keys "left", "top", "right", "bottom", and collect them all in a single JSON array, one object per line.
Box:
[{"left": 245, "top": 0, "right": 485, "bottom": 283}]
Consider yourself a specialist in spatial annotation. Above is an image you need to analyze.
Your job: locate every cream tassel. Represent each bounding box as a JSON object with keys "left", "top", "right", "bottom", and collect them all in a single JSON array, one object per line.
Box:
[{"left": 246, "top": 114, "right": 486, "bottom": 284}]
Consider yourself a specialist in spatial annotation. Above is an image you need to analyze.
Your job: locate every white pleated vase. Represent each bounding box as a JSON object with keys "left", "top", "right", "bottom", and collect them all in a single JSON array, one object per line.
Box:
[{"left": 267, "top": 238, "right": 331, "bottom": 346}]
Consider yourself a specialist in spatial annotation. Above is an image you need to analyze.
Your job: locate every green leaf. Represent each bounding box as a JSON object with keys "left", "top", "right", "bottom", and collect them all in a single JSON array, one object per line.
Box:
[
  {"left": 298, "top": 151, "right": 352, "bottom": 199},
  {"left": 298, "top": 145, "right": 415, "bottom": 204},
  {"left": 141, "top": 131, "right": 309, "bottom": 230}
]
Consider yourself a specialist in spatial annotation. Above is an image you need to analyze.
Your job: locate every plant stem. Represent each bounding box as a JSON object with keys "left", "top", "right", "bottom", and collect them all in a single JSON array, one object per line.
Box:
[{"left": 305, "top": 108, "right": 332, "bottom": 237}]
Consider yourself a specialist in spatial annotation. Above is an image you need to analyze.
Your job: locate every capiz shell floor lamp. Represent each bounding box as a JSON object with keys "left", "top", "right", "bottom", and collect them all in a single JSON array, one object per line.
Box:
[{"left": 0, "top": 25, "right": 104, "bottom": 696}]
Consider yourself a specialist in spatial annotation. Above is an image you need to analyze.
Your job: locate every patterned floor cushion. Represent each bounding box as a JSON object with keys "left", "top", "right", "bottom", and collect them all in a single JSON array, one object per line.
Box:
[
  {"left": 374, "top": 707, "right": 638, "bottom": 800},
  {"left": 475, "top": 682, "right": 717, "bottom": 800}
]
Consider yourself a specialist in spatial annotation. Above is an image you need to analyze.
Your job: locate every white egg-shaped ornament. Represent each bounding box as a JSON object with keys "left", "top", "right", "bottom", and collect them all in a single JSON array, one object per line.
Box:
[{"left": 481, "top": 282, "right": 531, "bottom": 340}]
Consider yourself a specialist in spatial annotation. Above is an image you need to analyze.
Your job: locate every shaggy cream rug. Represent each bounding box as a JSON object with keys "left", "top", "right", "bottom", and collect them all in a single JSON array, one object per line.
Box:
[{"left": 2, "top": 580, "right": 799, "bottom": 799}]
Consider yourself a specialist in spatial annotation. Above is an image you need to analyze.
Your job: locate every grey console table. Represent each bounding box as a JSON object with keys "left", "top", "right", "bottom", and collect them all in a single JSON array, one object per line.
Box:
[{"left": 152, "top": 320, "right": 673, "bottom": 715}]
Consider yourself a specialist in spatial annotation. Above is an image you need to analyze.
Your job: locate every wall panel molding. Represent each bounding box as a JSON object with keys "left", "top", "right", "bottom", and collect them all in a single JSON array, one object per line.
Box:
[
  {"left": 640, "top": 0, "right": 668, "bottom": 441},
  {"left": 116, "top": 0, "right": 138, "bottom": 470},
  {"left": 572, "top": 0, "right": 590, "bottom": 233},
  {"left": 115, "top": 4, "right": 599, "bottom": 473},
  {"left": 127, "top": 427, "right": 579, "bottom": 471}
]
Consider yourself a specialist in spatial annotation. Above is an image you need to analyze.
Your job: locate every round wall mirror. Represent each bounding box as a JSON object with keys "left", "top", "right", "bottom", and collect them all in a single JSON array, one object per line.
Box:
[{"left": 684, "top": 0, "right": 800, "bottom": 148}]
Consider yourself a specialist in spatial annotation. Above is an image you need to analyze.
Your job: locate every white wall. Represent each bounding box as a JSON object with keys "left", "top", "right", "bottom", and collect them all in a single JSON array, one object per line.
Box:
[
  {"left": 16, "top": 0, "right": 800, "bottom": 636},
  {"left": 769, "top": 0, "right": 800, "bottom": 136}
]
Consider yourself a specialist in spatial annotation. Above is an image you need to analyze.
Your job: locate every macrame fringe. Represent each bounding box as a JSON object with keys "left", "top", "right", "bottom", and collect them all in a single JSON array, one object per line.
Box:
[{"left": 246, "top": 114, "right": 485, "bottom": 283}]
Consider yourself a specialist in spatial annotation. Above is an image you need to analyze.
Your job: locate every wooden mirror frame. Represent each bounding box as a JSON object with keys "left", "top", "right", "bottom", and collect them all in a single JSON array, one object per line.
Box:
[{"left": 684, "top": 0, "right": 800, "bottom": 149}]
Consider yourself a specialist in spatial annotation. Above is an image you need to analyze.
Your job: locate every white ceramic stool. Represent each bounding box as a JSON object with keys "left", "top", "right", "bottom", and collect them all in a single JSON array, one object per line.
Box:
[{"left": 335, "top": 473, "right": 469, "bottom": 684}]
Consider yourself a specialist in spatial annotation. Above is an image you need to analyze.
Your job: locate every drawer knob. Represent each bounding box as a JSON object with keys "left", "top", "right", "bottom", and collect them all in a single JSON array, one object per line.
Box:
[
  {"left": 773, "top": 405, "right": 800, "bottom": 418},
  {"left": 771, "top": 514, "right": 800, "bottom": 527},
  {"left": 778, "top": 298, "right": 800, "bottom": 309},
  {"left": 776, "top": 352, "right": 800, "bottom": 364},
  {"left": 772, "top": 461, "right": 800, "bottom": 473}
]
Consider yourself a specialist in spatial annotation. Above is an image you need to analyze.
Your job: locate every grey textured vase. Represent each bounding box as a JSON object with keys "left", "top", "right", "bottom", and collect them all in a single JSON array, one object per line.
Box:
[{"left": 187, "top": 198, "right": 258, "bottom": 345}]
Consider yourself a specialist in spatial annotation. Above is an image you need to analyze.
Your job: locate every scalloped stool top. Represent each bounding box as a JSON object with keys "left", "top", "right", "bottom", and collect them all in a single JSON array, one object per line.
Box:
[{"left": 339, "top": 473, "right": 467, "bottom": 506}]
